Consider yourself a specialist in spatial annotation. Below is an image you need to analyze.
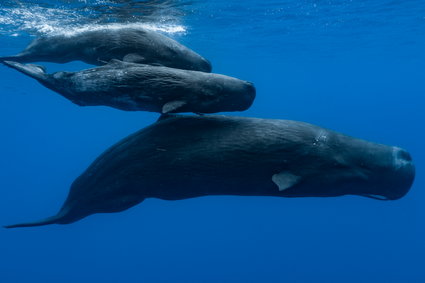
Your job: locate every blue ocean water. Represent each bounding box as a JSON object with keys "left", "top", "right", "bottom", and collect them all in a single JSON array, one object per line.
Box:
[{"left": 0, "top": 0, "right": 424, "bottom": 282}]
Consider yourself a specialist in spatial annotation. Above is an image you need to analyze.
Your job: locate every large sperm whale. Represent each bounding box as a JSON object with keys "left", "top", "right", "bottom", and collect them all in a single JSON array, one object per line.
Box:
[
  {"left": 2, "top": 60, "right": 255, "bottom": 114},
  {"left": 0, "top": 27, "right": 212, "bottom": 72},
  {"left": 5, "top": 115, "right": 415, "bottom": 228}
]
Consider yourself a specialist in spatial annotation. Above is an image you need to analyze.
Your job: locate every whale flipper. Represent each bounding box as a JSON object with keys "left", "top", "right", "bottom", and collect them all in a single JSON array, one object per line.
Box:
[
  {"left": 123, "top": 53, "right": 146, "bottom": 64},
  {"left": 2, "top": 61, "right": 47, "bottom": 81},
  {"left": 272, "top": 172, "right": 300, "bottom": 191},
  {"left": 162, "top": 100, "right": 187, "bottom": 114}
]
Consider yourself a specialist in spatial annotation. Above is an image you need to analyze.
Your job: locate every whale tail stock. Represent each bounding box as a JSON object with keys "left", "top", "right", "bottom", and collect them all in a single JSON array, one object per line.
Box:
[
  {"left": 0, "top": 55, "right": 26, "bottom": 63},
  {"left": 4, "top": 209, "right": 68, "bottom": 229},
  {"left": 5, "top": 216, "right": 60, "bottom": 228},
  {"left": 1, "top": 60, "right": 47, "bottom": 81}
]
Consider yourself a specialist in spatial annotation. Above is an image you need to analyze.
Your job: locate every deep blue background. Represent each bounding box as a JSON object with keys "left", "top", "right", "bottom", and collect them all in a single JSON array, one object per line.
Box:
[{"left": 0, "top": 1, "right": 424, "bottom": 282}]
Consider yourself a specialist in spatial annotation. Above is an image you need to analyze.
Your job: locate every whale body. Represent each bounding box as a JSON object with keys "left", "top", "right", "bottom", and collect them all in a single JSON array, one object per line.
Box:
[
  {"left": 2, "top": 60, "right": 255, "bottom": 114},
  {"left": 0, "top": 27, "right": 212, "bottom": 72},
  {"left": 5, "top": 115, "right": 415, "bottom": 228}
]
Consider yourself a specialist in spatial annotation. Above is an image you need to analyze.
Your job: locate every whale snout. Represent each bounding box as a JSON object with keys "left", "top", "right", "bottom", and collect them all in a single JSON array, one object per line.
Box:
[
  {"left": 203, "top": 79, "right": 256, "bottom": 113},
  {"left": 183, "top": 53, "right": 212, "bottom": 72},
  {"left": 243, "top": 81, "right": 256, "bottom": 106},
  {"left": 367, "top": 147, "right": 416, "bottom": 200},
  {"left": 228, "top": 81, "right": 256, "bottom": 111},
  {"left": 200, "top": 58, "right": 212, "bottom": 73},
  {"left": 386, "top": 147, "right": 415, "bottom": 200},
  {"left": 341, "top": 145, "right": 415, "bottom": 201}
]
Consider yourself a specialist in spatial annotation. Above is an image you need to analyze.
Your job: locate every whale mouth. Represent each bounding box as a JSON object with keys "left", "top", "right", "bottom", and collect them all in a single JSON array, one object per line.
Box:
[{"left": 360, "top": 194, "right": 390, "bottom": 201}]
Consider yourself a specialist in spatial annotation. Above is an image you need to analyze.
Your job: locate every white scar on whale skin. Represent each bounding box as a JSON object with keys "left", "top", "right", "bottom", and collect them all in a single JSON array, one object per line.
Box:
[
  {"left": 392, "top": 146, "right": 409, "bottom": 170},
  {"left": 313, "top": 130, "right": 328, "bottom": 146},
  {"left": 272, "top": 172, "right": 301, "bottom": 191}
]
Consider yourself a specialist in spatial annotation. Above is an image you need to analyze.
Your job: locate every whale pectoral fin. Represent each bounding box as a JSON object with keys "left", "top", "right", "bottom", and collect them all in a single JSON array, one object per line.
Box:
[
  {"left": 162, "top": 100, "right": 187, "bottom": 114},
  {"left": 123, "top": 53, "right": 146, "bottom": 64},
  {"left": 34, "top": 64, "right": 46, "bottom": 73},
  {"left": 272, "top": 172, "right": 300, "bottom": 191}
]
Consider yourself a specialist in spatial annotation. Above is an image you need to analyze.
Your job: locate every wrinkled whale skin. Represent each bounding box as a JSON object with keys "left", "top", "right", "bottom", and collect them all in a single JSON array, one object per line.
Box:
[
  {"left": 5, "top": 115, "right": 415, "bottom": 228},
  {"left": 2, "top": 60, "right": 255, "bottom": 114}
]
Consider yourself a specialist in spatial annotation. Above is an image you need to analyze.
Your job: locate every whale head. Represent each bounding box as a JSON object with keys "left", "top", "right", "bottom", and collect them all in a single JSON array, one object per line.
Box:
[
  {"left": 194, "top": 75, "right": 256, "bottom": 114},
  {"left": 276, "top": 128, "right": 415, "bottom": 200}
]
